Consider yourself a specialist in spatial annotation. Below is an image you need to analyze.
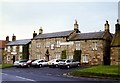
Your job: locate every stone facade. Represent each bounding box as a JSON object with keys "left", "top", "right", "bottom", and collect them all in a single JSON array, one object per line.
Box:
[
  {"left": 111, "top": 20, "right": 120, "bottom": 65},
  {"left": 30, "top": 20, "right": 112, "bottom": 65},
  {"left": 5, "top": 38, "right": 31, "bottom": 64}
]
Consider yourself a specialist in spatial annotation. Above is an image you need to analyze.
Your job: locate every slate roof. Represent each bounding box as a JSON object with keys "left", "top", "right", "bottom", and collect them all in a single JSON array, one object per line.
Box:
[
  {"left": 70, "top": 31, "right": 105, "bottom": 40},
  {"left": 34, "top": 30, "right": 74, "bottom": 39},
  {"left": 6, "top": 39, "right": 31, "bottom": 46}
]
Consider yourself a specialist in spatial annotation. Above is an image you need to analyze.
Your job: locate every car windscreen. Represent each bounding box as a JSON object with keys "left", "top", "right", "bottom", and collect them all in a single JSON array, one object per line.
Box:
[
  {"left": 19, "top": 60, "right": 28, "bottom": 62},
  {"left": 59, "top": 60, "right": 66, "bottom": 62}
]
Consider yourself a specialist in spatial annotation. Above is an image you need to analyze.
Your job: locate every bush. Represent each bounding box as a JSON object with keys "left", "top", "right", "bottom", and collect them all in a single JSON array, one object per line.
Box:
[
  {"left": 61, "top": 50, "right": 66, "bottom": 59},
  {"left": 73, "top": 50, "right": 81, "bottom": 61}
]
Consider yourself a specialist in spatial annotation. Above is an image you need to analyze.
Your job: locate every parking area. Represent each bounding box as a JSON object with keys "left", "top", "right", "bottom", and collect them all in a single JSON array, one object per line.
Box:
[
  {"left": 2, "top": 66, "right": 118, "bottom": 82},
  {"left": 2, "top": 66, "right": 87, "bottom": 77}
]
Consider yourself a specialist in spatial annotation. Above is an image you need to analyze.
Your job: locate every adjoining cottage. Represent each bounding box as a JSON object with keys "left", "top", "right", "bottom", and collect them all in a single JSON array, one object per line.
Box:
[
  {"left": 111, "top": 20, "right": 120, "bottom": 65},
  {"left": 5, "top": 34, "right": 31, "bottom": 64},
  {"left": 30, "top": 20, "right": 113, "bottom": 65},
  {"left": 0, "top": 38, "right": 9, "bottom": 63}
]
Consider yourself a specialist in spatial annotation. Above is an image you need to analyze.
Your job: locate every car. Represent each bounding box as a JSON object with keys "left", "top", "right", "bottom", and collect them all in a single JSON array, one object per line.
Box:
[
  {"left": 59, "top": 59, "right": 80, "bottom": 69},
  {"left": 13, "top": 60, "right": 28, "bottom": 68},
  {"left": 23, "top": 59, "right": 36, "bottom": 67},
  {"left": 48, "top": 59, "right": 60, "bottom": 68},
  {"left": 31, "top": 59, "right": 48, "bottom": 68}
]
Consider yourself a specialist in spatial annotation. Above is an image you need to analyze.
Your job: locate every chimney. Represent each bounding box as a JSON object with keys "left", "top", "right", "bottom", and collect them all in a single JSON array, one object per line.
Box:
[
  {"left": 6, "top": 36, "right": 9, "bottom": 42},
  {"left": 39, "top": 27, "right": 43, "bottom": 34},
  {"left": 33, "top": 31, "right": 37, "bottom": 38},
  {"left": 74, "top": 20, "right": 80, "bottom": 33},
  {"left": 12, "top": 34, "right": 16, "bottom": 41},
  {"left": 104, "top": 20, "right": 109, "bottom": 32},
  {"left": 115, "top": 19, "right": 120, "bottom": 32}
]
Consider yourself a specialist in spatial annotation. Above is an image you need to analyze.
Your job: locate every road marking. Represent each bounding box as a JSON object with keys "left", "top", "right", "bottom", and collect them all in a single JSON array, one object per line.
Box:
[
  {"left": 15, "top": 76, "right": 36, "bottom": 81},
  {"left": 1, "top": 73, "right": 36, "bottom": 82}
]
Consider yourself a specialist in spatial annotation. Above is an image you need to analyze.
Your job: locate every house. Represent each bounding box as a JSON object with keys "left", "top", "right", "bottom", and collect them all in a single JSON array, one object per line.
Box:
[
  {"left": 5, "top": 34, "right": 31, "bottom": 64},
  {"left": 0, "top": 38, "right": 9, "bottom": 63},
  {"left": 111, "top": 20, "right": 120, "bottom": 65},
  {"left": 30, "top": 20, "right": 113, "bottom": 65},
  {"left": 30, "top": 20, "right": 80, "bottom": 61}
]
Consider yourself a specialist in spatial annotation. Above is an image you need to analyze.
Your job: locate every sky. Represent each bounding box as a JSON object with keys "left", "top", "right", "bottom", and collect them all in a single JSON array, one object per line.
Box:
[{"left": 0, "top": 0, "right": 119, "bottom": 40}]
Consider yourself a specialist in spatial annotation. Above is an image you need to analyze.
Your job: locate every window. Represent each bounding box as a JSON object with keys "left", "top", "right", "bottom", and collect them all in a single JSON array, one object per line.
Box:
[
  {"left": 13, "top": 46, "right": 16, "bottom": 52},
  {"left": 92, "top": 42, "right": 97, "bottom": 50},
  {"left": 76, "top": 43, "right": 80, "bottom": 50},
  {"left": 7, "top": 56, "right": 10, "bottom": 61},
  {"left": 56, "top": 41, "right": 61, "bottom": 47},
  {"left": 46, "top": 42, "right": 50, "bottom": 47},
  {"left": 55, "top": 54, "right": 61, "bottom": 59},
  {"left": 51, "top": 44, "right": 54, "bottom": 49},
  {"left": 7, "top": 46, "right": 11, "bottom": 52},
  {"left": 36, "top": 43, "right": 41, "bottom": 48},
  {"left": 82, "top": 54, "right": 89, "bottom": 63},
  {"left": 19, "top": 46, "right": 22, "bottom": 52},
  {"left": 19, "top": 54, "right": 22, "bottom": 60}
]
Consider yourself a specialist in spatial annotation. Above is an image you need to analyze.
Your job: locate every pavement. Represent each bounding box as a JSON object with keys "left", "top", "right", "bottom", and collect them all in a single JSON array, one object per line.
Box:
[{"left": 1, "top": 66, "right": 119, "bottom": 83}]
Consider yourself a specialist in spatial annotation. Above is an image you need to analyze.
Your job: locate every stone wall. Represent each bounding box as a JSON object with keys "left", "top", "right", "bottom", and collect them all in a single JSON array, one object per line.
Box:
[
  {"left": 111, "top": 47, "right": 120, "bottom": 65},
  {"left": 31, "top": 38, "right": 104, "bottom": 65}
]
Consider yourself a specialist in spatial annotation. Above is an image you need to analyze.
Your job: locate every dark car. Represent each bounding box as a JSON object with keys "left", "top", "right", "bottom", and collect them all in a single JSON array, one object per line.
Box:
[
  {"left": 59, "top": 59, "right": 80, "bottom": 69},
  {"left": 25, "top": 60, "right": 36, "bottom": 67}
]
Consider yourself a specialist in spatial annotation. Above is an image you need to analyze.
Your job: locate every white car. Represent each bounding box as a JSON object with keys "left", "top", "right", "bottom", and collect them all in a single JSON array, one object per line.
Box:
[
  {"left": 31, "top": 59, "right": 48, "bottom": 68},
  {"left": 59, "top": 59, "right": 80, "bottom": 69},
  {"left": 48, "top": 59, "right": 60, "bottom": 68},
  {"left": 13, "top": 60, "right": 28, "bottom": 67}
]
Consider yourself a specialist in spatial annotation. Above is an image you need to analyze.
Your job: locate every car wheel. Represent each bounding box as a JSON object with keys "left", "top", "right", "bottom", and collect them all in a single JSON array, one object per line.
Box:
[
  {"left": 55, "top": 64, "right": 58, "bottom": 68},
  {"left": 28, "top": 65, "right": 30, "bottom": 68},
  {"left": 77, "top": 64, "right": 80, "bottom": 67},
  {"left": 67, "top": 65, "right": 70, "bottom": 69},
  {"left": 39, "top": 64, "right": 42, "bottom": 68}
]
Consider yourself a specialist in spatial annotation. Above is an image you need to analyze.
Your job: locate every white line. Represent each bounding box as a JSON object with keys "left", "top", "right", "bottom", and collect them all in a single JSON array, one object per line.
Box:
[
  {"left": 2, "top": 73, "right": 36, "bottom": 82},
  {"left": 15, "top": 76, "right": 36, "bottom": 81}
]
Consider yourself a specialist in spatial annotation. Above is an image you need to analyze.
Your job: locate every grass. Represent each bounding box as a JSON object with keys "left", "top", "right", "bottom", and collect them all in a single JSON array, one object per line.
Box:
[
  {"left": 0, "top": 64, "right": 13, "bottom": 69},
  {"left": 70, "top": 65, "right": 120, "bottom": 79}
]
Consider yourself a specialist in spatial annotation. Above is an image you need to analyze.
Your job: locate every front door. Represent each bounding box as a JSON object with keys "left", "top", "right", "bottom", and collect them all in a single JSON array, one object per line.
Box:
[{"left": 13, "top": 55, "right": 15, "bottom": 63}]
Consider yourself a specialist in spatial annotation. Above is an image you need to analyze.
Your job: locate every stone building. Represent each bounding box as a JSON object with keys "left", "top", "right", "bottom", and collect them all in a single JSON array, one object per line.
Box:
[
  {"left": 30, "top": 20, "right": 113, "bottom": 65},
  {"left": 5, "top": 34, "right": 31, "bottom": 63},
  {"left": 30, "top": 20, "right": 80, "bottom": 61},
  {"left": 111, "top": 20, "right": 120, "bottom": 65},
  {"left": 0, "top": 37, "right": 9, "bottom": 63}
]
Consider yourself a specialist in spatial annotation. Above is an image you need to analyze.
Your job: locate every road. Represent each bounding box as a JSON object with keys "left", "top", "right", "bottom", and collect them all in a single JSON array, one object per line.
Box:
[{"left": 1, "top": 66, "right": 119, "bottom": 83}]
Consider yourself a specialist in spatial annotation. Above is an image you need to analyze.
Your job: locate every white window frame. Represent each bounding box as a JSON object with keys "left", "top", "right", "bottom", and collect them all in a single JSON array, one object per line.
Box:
[
  {"left": 7, "top": 55, "right": 10, "bottom": 61},
  {"left": 19, "top": 46, "right": 23, "bottom": 52},
  {"left": 82, "top": 54, "right": 89, "bottom": 63},
  {"left": 7, "top": 46, "right": 11, "bottom": 52},
  {"left": 76, "top": 43, "right": 80, "bottom": 50},
  {"left": 56, "top": 41, "right": 61, "bottom": 47},
  {"left": 51, "top": 44, "right": 54, "bottom": 50},
  {"left": 55, "top": 53, "right": 61, "bottom": 59},
  {"left": 13, "top": 46, "right": 16, "bottom": 52},
  {"left": 92, "top": 42, "right": 97, "bottom": 51}
]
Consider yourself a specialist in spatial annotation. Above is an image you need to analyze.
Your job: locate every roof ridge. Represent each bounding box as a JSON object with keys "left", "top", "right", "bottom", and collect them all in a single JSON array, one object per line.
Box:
[
  {"left": 40, "top": 30, "right": 73, "bottom": 35},
  {"left": 77, "top": 31, "right": 104, "bottom": 34}
]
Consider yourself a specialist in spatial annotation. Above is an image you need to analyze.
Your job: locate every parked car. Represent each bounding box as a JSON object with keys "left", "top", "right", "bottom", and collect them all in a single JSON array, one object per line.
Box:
[
  {"left": 59, "top": 59, "right": 80, "bottom": 69},
  {"left": 13, "top": 60, "right": 28, "bottom": 68},
  {"left": 31, "top": 59, "right": 48, "bottom": 68},
  {"left": 48, "top": 59, "right": 60, "bottom": 68},
  {"left": 24, "top": 59, "right": 36, "bottom": 67}
]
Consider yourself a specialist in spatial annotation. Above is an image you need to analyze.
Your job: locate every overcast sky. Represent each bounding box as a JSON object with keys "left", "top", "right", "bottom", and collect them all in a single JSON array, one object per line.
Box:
[{"left": 0, "top": 0, "right": 119, "bottom": 40}]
